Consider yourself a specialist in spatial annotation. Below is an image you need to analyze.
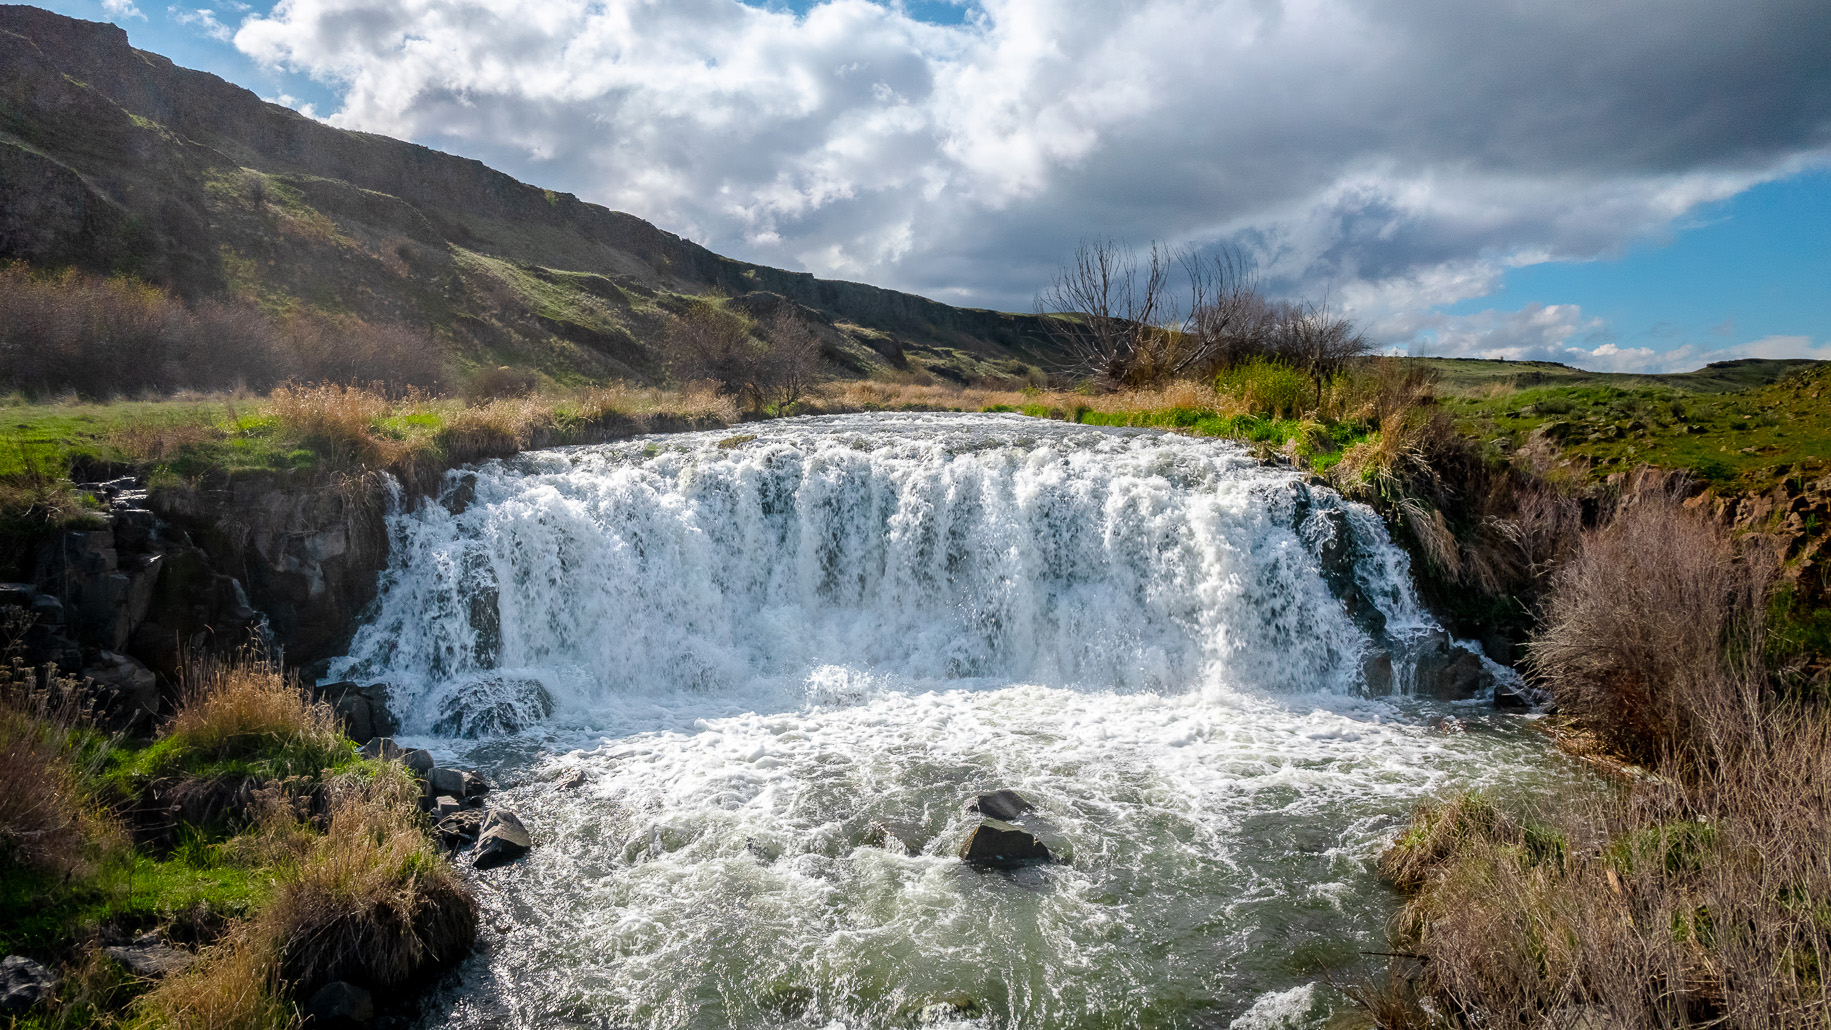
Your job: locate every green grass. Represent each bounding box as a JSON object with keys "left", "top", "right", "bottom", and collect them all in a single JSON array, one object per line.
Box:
[
  {"left": 0, "top": 838, "right": 274, "bottom": 956},
  {"left": 1440, "top": 363, "right": 1831, "bottom": 491}
]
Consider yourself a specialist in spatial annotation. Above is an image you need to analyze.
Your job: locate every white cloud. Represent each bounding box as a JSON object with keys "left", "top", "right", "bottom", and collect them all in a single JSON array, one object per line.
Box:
[
  {"left": 230, "top": 0, "right": 1831, "bottom": 327},
  {"left": 171, "top": 6, "right": 234, "bottom": 41},
  {"left": 101, "top": 0, "right": 146, "bottom": 19}
]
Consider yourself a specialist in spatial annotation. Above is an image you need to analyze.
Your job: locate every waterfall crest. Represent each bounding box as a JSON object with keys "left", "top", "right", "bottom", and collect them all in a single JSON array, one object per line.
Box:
[{"left": 331, "top": 414, "right": 1436, "bottom": 736}]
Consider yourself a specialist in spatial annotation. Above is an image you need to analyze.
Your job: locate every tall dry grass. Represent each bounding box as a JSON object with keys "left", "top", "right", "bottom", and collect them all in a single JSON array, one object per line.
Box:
[
  {"left": 259, "top": 768, "right": 476, "bottom": 996},
  {"left": 0, "top": 658, "right": 121, "bottom": 876}
]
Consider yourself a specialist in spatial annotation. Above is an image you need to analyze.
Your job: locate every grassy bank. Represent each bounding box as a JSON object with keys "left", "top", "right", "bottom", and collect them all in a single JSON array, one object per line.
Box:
[
  {"left": 0, "top": 650, "right": 473, "bottom": 1028},
  {"left": 1367, "top": 483, "right": 1831, "bottom": 1029}
]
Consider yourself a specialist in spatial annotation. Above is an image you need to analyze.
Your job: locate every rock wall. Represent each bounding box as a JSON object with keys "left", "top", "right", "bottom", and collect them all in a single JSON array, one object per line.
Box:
[{"left": 2, "top": 470, "right": 393, "bottom": 734}]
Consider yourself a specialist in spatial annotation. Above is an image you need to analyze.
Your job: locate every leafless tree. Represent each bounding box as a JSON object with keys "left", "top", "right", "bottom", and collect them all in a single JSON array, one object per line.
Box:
[
  {"left": 758, "top": 311, "right": 825, "bottom": 409},
  {"left": 1265, "top": 297, "right": 1371, "bottom": 401},
  {"left": 1035, "top": 238, "right": 1175, "bottom": 387}
]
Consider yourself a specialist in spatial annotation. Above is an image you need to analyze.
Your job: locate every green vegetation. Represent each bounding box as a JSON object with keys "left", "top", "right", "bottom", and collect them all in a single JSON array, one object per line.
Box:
[{"left": 0, "top": 652, "right": 475, "bottom": 1027}]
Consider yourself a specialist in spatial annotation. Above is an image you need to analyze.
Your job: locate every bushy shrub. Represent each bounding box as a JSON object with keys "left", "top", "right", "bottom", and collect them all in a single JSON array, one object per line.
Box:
[
  {"left": 0, "top": 658, "right": 121, "bottom": 877},
  {"left": 1528, "top": 480, "right": 1773, "bottom": 766},
  {"left": 1214, "top": 358, "right": 1312, "bottom": 418}
]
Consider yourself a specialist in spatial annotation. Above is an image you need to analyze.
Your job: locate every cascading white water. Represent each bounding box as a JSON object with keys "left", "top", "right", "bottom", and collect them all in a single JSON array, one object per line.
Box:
[{"left": 328, "top": 414, "right": 1572, "bottom": 1030}]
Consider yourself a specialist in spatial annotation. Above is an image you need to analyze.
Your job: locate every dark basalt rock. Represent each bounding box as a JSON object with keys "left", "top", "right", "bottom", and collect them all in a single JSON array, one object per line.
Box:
[
  {"left": 958, "top": 819, "right": 1051, "bottom": 869},
  {"left": 0, "top": 955, "right": 55, "bottom": 1014},
  {"left": 104, "top": 940, "right": 195, "bottom": 978},
  {"left": 473, "top": 809, "right": 532, "bottom": 869},
  {"left": 966, "top": 789, "right": 1035, "bottom": 823},
  {"left": 434, "top": 808, "right": 485, "bottom": 848},
  {"left": 427, "top": 767, "right": 489, "bottom": 798}
]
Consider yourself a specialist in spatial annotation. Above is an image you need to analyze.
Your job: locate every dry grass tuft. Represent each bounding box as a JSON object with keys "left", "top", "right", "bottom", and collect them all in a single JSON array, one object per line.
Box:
[
  {"left": 266, "top": 383, "right": 398, "bottom": 469},
  {"left": 131, "top": 930, "right": 298, "bottom": 1030},
  {"left": 257, "top": 766, "right": 476, "bottom": 997},
  {"left": 167, "top": 650, "right": 343, "bottom": 769}
]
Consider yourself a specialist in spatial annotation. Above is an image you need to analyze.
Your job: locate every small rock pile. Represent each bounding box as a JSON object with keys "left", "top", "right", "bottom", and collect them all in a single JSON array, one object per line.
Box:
[{"left": 359, "top": 738, "right": 533, "bottom": 869}]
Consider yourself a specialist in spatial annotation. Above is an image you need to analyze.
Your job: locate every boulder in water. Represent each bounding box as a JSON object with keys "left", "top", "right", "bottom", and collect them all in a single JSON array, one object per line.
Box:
[
  {"left": 435, "top": 808, "right": 485, "bottom": 848},
  {"left": 474, "top": 809, "right": 532, "bottom": 868},
  {"left": 958, "top": 819, "right": 1051, "bottom": 869},
  {"left": 430, "top": 677, "right": 553, "bottom": 737},
  {"left": 965, "top": 789, "right": 1034, "bottom": 822},
  {"left": 402, "top": 748, "right": 434, "bottom": 774},
  {"left": 359, "top": 737, "right": 401, "bottom": 763},
  {"left": 427, "top": 767, "right": 488, "bottom": 798}
]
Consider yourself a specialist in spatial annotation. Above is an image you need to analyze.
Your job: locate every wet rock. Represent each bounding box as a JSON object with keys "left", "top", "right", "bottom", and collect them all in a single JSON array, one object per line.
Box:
[
  {"left": 1359, "top": 650, "right": 1394, "bottom": 695},
  {"left": 359, "top": 738, "right": 402, "bottom": 763},
  {"left": 0, "top": 955, "right": 55, "bottom": 1013},
  {"left": 317, "top": 682, "right": 397, "bottom": 744},
  {"left": 304, "top": 980, "right": 375, "bottom": 1027},
  {"left": 1410, "top": 638, "right": 1493, "bottom": 700},
  {"left": 427, "top": 767, "right": 488, "bottom": 798},
  {"left": 104, "top": 941, "right": 195, "bottom": 977},
  {"left": 965, "top": 789, "right": 1034, "bottom": 822},
  {"left": 433, "top": 795, "right": 466, "bottom": 819},
  {"left": 1494, "top": 677, "right": 1544, "bottom": 711},
  {"left": 473, "top": 809, "right": 531, "bottom": 869},
  {"left": 434, "top": 808, "right": 485, "bottom": 849},
  {"left": 402, "top": 748, "right": 434, "bottom": 774},
  {"left": 958, "top": 819, "right": 1051, "bottom": 869},
  {"left": 555, "top": 768, "right": 586, "bottom": 790}
]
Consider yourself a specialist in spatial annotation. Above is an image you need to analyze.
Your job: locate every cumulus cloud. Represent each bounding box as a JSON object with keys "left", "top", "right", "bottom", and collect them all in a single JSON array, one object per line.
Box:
[
  {"left": 231, "top": 0, "right": 1831, "bottom": 343},
  {"left": 101, "top": 0, "right": 146, "bottom": 19}
]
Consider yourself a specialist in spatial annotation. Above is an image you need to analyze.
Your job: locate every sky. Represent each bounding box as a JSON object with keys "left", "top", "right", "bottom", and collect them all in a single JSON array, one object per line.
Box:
[{"left": 36, "top": 0, "right": 1831, "bottom": 373}]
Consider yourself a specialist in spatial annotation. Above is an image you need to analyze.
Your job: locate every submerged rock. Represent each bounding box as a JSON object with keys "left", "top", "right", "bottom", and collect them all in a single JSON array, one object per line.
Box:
[
  {"left": 958, "top": 819, "right": 1051, "bottom": 869},
  {"left": 0, "top": 955, "right": 55, "bottom": 1013},
  {"left": 473, "top": 809, "right": 532, "bottom": 869},
  {"left": 965, "top": 789, "right": 1034, "bottom": 822},
  {"left": 429, "top": 677, "right": 553, "bottom": 737}
]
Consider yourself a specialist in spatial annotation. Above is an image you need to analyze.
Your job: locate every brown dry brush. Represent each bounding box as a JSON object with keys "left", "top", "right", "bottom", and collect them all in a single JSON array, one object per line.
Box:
[
  {"left": 0, "top": 655, "right": 122, "bottom": 878},
  {"left": 0, "top": 262, "right": 446, "bottom": 398},
  {"left": 1375, "top": 485, "right": 1831, "bottom": 1029}
]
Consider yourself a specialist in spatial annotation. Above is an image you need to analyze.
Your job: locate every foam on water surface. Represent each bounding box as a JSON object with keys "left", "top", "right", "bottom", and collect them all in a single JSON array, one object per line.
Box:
[{"left": 326, "top": 413, "right": 1572, "bottom": 1029}]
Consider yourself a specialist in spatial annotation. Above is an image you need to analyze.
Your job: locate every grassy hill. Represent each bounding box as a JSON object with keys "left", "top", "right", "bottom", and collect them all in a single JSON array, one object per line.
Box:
[{"left": 0, "top": 5, "right": 1059, "bottom": 387}]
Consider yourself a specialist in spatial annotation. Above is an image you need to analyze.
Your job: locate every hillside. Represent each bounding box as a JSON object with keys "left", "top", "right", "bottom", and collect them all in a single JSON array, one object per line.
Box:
[{"left": 0, "top": 5, "right": 1059, "bottom": 386}]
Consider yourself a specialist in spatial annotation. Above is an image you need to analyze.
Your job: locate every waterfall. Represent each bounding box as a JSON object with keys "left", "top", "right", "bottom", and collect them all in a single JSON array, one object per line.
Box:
[
  {"left": 334, "top": 414, "right": 1566, "bottom": 1030},
  {"left": 331, "top": 413, "right": 1437, "bottom": 738}
]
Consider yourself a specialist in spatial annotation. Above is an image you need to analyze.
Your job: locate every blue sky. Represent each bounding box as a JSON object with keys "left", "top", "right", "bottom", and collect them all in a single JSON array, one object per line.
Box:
[{"left": 35, "top": 0, "right": 1831, "bottom": 372}]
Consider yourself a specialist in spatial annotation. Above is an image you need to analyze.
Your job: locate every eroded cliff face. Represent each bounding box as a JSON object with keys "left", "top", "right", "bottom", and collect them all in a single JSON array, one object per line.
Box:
[{"left": 3, "top": 470, "right": 392, "bottom": 732}]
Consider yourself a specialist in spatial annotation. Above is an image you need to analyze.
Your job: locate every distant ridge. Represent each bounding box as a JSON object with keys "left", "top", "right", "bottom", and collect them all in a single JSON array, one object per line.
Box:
[{"left": 0, "top": 5, "right": 1058, "bottom": 383}]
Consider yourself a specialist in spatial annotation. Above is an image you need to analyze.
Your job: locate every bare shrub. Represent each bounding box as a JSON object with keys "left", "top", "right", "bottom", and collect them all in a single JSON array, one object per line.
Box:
[
  {"left": 758, "top": 311, "right": 826, "bottom": 409},
  {"left": 1529, "top": 478, "right": 1774, "bottom": 766},
  {"left": 1034, "top": 238, "right": 1174, "bottom": 387},
  {"left": 462, "top": 364, "right": 539, "bottom": 402},
  {"left": 275, "top": 312, "right": 448, "bottom": 396}
]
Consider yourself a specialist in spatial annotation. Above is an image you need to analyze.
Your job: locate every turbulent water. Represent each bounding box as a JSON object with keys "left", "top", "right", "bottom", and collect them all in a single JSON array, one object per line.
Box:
[{"left": 327, "top": 413, "right": 1572, "bottom": 1030}]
